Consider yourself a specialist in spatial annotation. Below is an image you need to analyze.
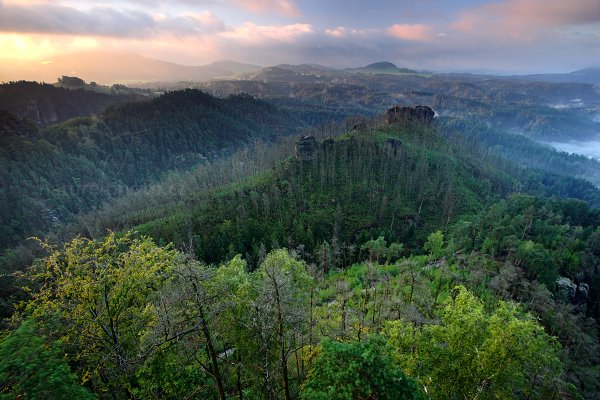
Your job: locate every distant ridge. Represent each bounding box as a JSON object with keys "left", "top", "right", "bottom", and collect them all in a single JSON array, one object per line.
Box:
[
  {"left": 365, "top": 61, "right": 398, "bottom": 69},
  {"left": 348, "top": 61, "right": 419, "bottom": 75},
  {"left": 239, "top": 64, "right": 350, "bottom": 82},
  {"left": 517, "top": 66, "right": 600, "bottom": 85},
  {"left": 0, "top": 51, "right": 263, "bottom": 84}
]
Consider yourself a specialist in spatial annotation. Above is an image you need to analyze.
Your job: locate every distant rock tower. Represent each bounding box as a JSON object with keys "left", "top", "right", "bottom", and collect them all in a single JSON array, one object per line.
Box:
[
  {"left": 385, "top": 105, "right": 435, "bottom": 124},
  {"left": 295, "top": 135, "right": 317, "bottom": 160}
]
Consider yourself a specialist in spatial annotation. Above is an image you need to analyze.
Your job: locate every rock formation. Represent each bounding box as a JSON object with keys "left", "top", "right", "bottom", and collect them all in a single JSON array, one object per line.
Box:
[
  {"left": 385, "top": 105, "right": 435, "bottom": 124},
  {"left": 574, "top": 283, "right": 589, "bottom": 313},
  {"left": 557, "top": 276, "right": 577, "bottom": 300},
  {"left": 556, "top": 276, "right": 590, "bottom": 314},
  {"left": 295, "top": 135, "right": 317, "bottom": 160}
]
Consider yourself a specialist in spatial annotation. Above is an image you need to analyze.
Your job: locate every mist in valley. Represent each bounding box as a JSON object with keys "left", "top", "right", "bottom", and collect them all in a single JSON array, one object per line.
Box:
[{"left": 547, "top": 138, "right": 600, "bottom": 160}]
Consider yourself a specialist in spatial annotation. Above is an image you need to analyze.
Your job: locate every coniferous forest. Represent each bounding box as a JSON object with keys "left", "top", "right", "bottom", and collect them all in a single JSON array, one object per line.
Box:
[{"left": 2, "top": 59, "right": 600, "bottom": 400}]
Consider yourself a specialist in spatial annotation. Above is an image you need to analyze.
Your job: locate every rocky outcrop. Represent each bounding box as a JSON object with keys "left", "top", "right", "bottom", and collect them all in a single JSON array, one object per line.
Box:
[
  {"left": 295, "top": 135, "right": 317, "bottom": 160},
  {"left": 557, "top": 276, "right": 577, "bottom": 300},
  {"left": 385, "top": 105, "right": 435, "bottom": 124},
  {"left": 556, "top": 276, "right": 590, "bottom": 313},
  {"left": 40, "top": 207, "right": 60, "bottom": 224},
  {"left": 26, "top": 99, "right": 58, "bottom": 126},
  {"left": 352, "top": 122, "right": 367, "bottom": 131},
  {"left": 574, "top": 283, "right": 589, "bottom": 313}
]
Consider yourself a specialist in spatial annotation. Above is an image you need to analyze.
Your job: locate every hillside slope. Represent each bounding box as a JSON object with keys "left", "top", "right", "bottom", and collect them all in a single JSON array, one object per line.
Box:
[
  {"left": 131, "top": 115, "right": 600, "bottom": 267},
  {"left": 0, "top": 81, "right": 143, "bottom": 126},
  {"left": 2, "top": 108, "right": 600, "bottom": 399},
  {"left": 0, "top": 89, "right": 304, "bottom": 250}
]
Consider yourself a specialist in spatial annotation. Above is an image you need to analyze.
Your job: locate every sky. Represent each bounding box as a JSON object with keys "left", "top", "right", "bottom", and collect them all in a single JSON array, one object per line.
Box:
[{"left": 0, "top": 0, "right": 599, "bottom": 73}]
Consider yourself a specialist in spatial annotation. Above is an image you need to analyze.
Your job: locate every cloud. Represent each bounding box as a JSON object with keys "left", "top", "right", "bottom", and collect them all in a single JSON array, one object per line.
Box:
[
  {"left": 325, "top": 26, "right": 346, "bottom": 38},
  {"left": 220, "top": 22, "right": 313, "bottom": 44},
  {"left": 324, "top": 26, "right": 370, "bottom": 38},
  {"left": 451, "top": 0, "right": 600, "bottom": 39},
  {"left": 0, "top": 3, "right": 152, "bottom": 37},
  {"left": 495, "top": 0, "right": 600, "bottom": 26},
  {"left": 229, "top": 0, "right": 300, "bottom": 17},
  {"left": 158, "top": 11, "right": 226, "bottom": 36},
  {"left": 1, "top": 0, "right": 599, "bottom": 74},
  {"left": 386, "top": 23, "right": 434, "bottom": 41},
  {"left": 0, "top": 1, "right": 226, "bottom": 38}
]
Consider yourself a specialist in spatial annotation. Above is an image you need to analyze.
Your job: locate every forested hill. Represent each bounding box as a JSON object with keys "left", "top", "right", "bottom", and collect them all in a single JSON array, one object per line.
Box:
[
  {"left": 130, "top": 116, "right": 600, "bottom": 269},
  {"left": 0, "top": 89, "right": 304, "bottom": 251},
  {"left": 0, "top": 81, "right": 144, "bottom": 127},
  {"left": 3, "top": 112, "right": 599, "bottom": 399}
]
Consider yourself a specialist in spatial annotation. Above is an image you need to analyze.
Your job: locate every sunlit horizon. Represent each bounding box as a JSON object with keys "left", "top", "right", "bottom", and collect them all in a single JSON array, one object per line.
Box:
[{"left": 0, "top": 0, "right": 599, "bottom": 79}]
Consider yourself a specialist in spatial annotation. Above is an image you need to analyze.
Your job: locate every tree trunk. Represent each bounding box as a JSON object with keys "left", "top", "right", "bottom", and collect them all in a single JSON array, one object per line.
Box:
[
  {"left": 237, "top": 354, "right": 243, "bottom": 400},
  {"left": 274, "top": 283, "right": 292, "bottom": 400},
  {"left": 193, "top": 283, "right": 226, "bottom": 400}
]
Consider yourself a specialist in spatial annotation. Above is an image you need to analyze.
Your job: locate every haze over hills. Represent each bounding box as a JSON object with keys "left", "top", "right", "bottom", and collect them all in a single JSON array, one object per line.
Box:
[
  {"left": 200, "top": 62, "right": 600, "bottom": 139},
  {"left": 0, "top": 51, "right": 262, "bottom": 84},
  {"left": 4, "top": 51, "right": 600, "bottom": 87},
  {"left": 519, "top": 67, "right": 600, "bottom": 86}
]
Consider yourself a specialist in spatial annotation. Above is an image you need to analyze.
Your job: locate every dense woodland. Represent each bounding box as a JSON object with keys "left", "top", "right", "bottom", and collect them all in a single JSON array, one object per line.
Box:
[
  {"left": 1, "top": 77, "right": 600, "bottom": 399},
  {"left": 0, "top": 81, "right": 145, "bottom": 127},
  {"left": 0, "top": 90, "right": 304, "bottom": 251}
]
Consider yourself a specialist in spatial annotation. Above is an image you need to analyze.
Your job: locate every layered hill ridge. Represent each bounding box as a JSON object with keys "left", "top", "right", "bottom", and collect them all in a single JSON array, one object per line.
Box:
[
  {"left": 0, "top": 51, "right": 263, "bottom": 84},
  {"left": 519, "top": 66, "right": 600, "bottom": 85},
  {"left": 200, "top": 65, "right": 600, "bottom": 142},
  {"left": 0, "top": 89, "right": 304, "bottom": 250},
  {"left": 0, "top": 81, "right": 145, "bottom": 126}
]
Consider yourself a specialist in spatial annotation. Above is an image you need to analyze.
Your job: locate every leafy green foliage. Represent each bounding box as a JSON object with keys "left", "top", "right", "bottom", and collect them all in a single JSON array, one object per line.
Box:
[
  {"left": 423, "top": 230, "right": 444, "bottom": 259},
  {"left": 384, "top": 286, "right": 562, "bottom": 400},
  {"left": 134, "top": 347, "right": 212, "bottom": 400},
  {"left": 25, "top": 233, "right": 179, "bottom": 396},
  {"left": 7, "top": 225, "right": 597, "bottom": 399},
  {"left": 0, "top": 319, "right": 96, "bottom": 400},
  {"left": 450, "top": 193, "right": 599, "bottom": 286},
  {"left": 516, "top": 240, "right": 556, "bottom": 287},
  {"left": 301, "top": 336, "right": 425, "bottom": 400}
]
